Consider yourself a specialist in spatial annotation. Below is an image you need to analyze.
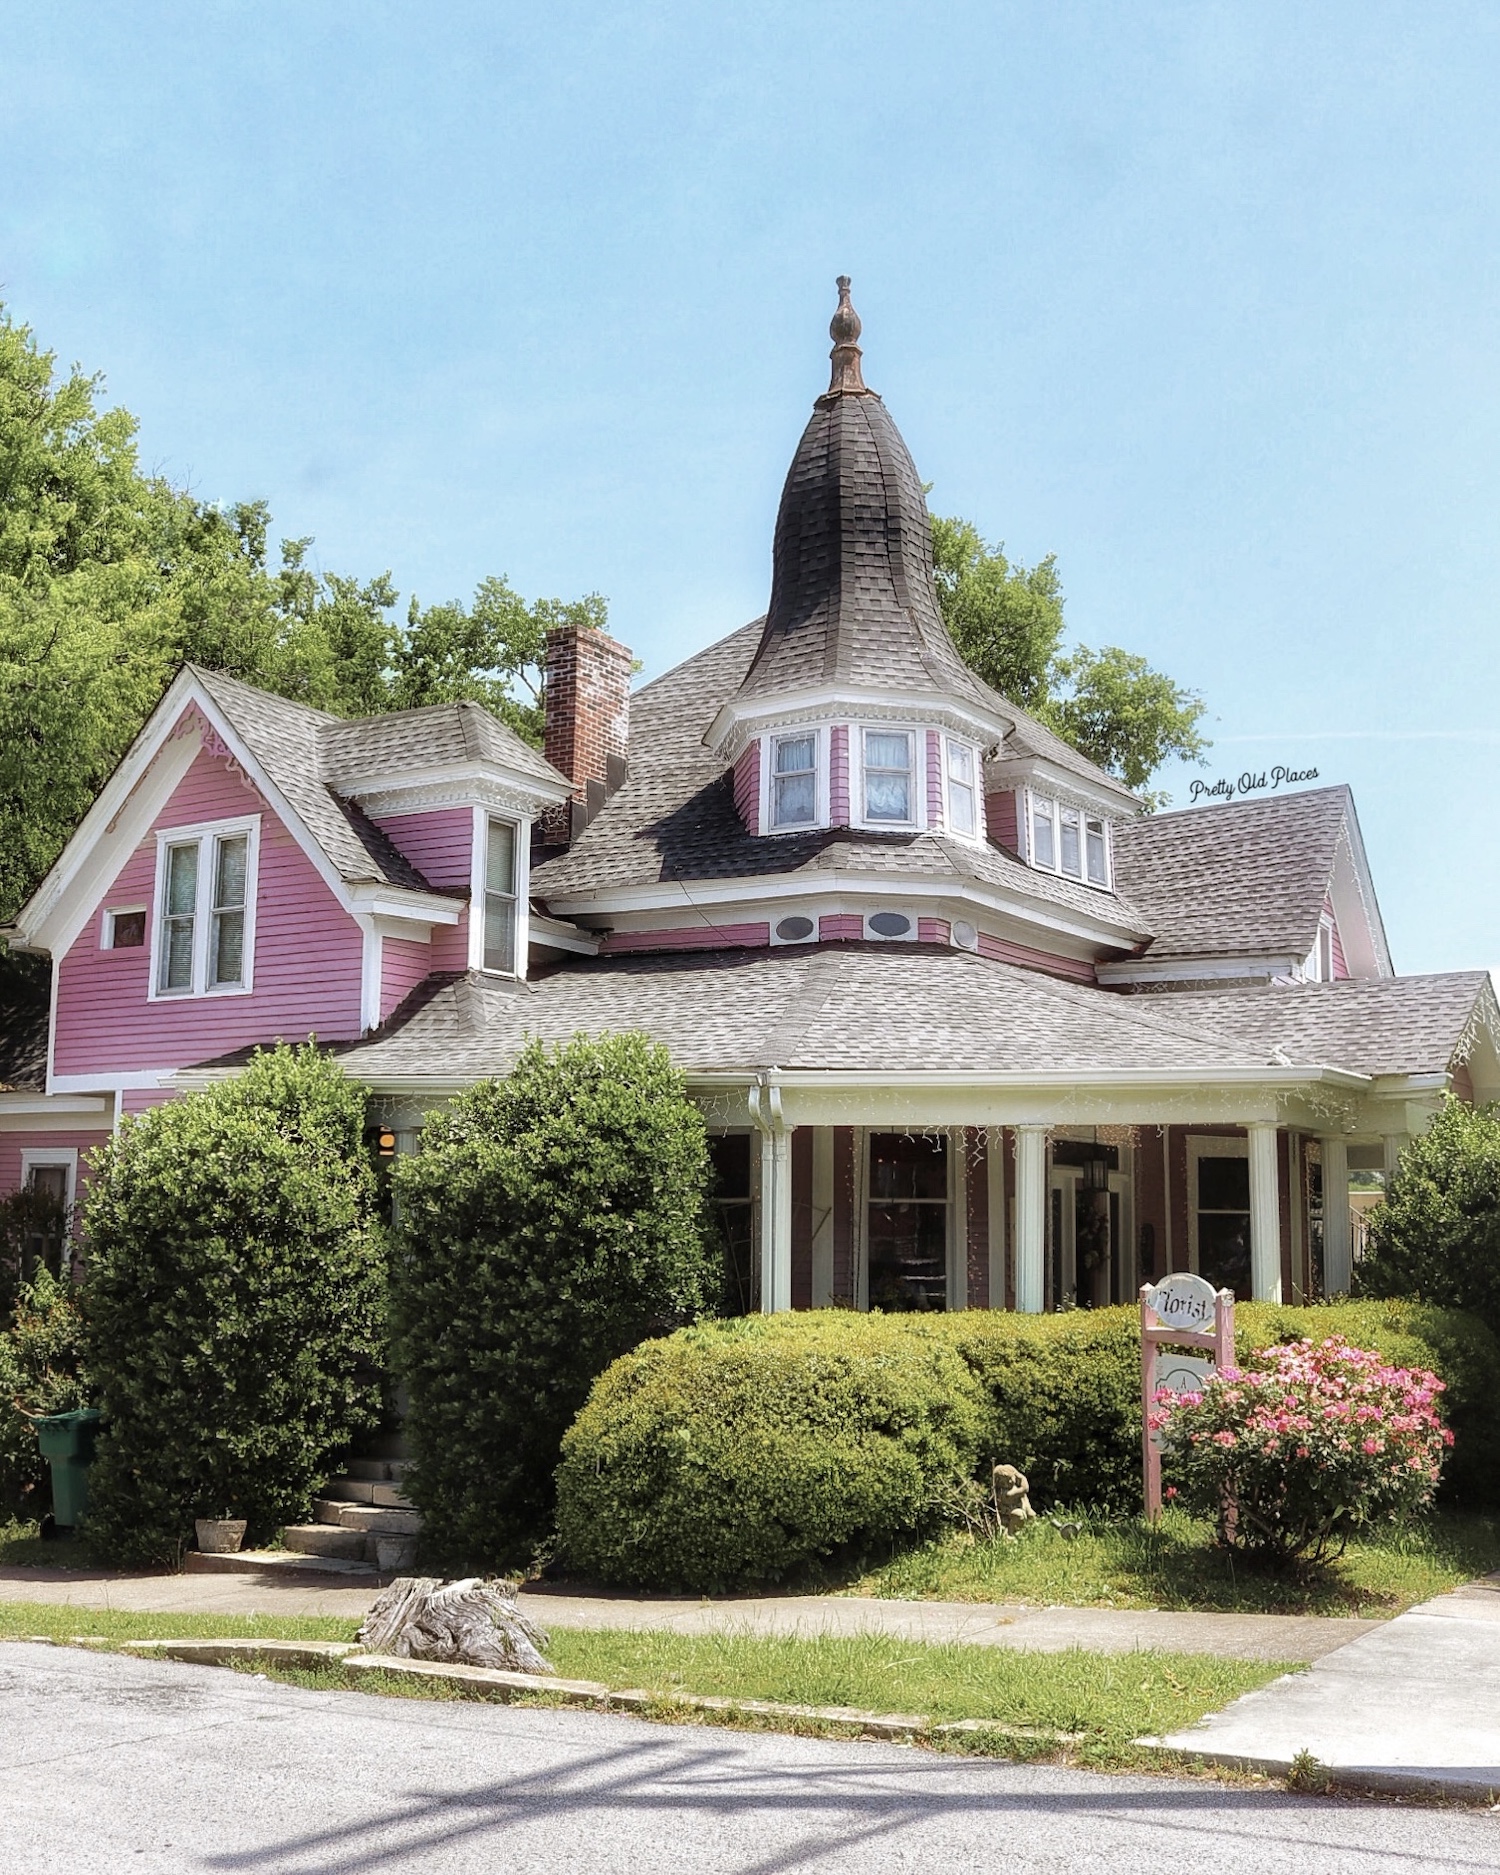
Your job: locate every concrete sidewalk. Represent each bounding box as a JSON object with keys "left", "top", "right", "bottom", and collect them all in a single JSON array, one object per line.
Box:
[
  {"left": 1152, "top": 1575, "right": 1500, "bottom": 1799},
  {"left": 0, "top": 1565, "right": 1369, "bottom": 1663}
]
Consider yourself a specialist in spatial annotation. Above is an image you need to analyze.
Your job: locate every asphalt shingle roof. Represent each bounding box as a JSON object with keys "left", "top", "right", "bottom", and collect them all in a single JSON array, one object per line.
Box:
[
  {"left": 320, "top": 701, "right": 565, "bottom": 792},
  {"left": 1111, "top": 786, "right": 1354, "bottom": 963},
  {"left": 533, "top": 626, "right": 1147, "bottom": 932},
  {"left": 0, "top": 953, "right": 48, "bottom": 1092}
]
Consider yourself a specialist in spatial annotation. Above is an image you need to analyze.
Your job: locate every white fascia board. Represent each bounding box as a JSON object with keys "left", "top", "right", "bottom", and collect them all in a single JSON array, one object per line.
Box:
[
  {"left": 0, "top": 1093, "right": 112, "bottom": 1118},
  {"left": 543, "top": 870, "right": 1146, "bottom": 950},
  {"left": 529, "top": 914, "right": 602, "bottom": 956},
  {"left": 682, "top": 1065, "right": 1371, "bottom": 1091},
  {"left": 704, "top": 686, "right": 1013, "bottom": 759},
  {"left": 1330, "top": 815, "right": 1393, "bottom": 978},
  {"left": 1097, "top": 955, "right": 1303, "bottom": 985},
  {"left": 338, "top": 758, "right": 573, "bottom": 810},
  {"left": 44, "top": 1070, "right": 176, "bottom": 1095},
  {"left": 986, "top": 754, "right": 1139, "bottom": 818},
  {"left": 349, "top": 887, "right": 464, "bottom": 926},
  {"left": 13, "top": 669, "right": 206, "bottom": 954}
]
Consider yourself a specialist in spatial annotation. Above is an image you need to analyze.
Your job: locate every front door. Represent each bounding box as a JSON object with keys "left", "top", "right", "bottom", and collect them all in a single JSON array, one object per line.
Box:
[{"left": 865, "top": 1131, "right": 950, "bottom": 1311}]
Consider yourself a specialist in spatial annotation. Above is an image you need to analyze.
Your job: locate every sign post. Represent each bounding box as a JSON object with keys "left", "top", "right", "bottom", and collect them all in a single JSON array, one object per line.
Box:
[{"left": 1140, "top": 1274, "right": 1235, "bottom": 1518}]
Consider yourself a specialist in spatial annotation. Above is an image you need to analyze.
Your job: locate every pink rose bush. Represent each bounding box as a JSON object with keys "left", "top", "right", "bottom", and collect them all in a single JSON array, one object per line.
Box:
[{"left": 1150, "top": 1335, "right": 1452, "bottom": 1564}]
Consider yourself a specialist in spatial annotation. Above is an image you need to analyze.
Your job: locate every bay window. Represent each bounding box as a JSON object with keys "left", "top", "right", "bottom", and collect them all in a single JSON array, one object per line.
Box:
[
  {"left": 863, "top": 729, "right": 914, "bottom": 824},
  {"left": 152, "top": 818, "right": 259, "bottom": 997}
]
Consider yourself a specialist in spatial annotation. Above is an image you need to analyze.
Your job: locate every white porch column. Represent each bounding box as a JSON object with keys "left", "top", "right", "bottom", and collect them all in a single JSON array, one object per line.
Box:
[
  {"left": 1320, "top": 1135, "right": 1352, "bottom": 1296},
  {"left": 757, "top": 1124, "right": 793, "bottom": 1315},
  {"left": 1247, "top": 1122, "right": 1283, "bottom": 1303},
  {"left": 1015, "top": 1125, "right": 1048, "bottom": 1314}
]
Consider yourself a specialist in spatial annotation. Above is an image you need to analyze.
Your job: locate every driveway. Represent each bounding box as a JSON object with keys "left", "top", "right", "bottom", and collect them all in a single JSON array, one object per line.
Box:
[{"left": 1, "top": 1643, "right": 1496, "bottom": 1874}]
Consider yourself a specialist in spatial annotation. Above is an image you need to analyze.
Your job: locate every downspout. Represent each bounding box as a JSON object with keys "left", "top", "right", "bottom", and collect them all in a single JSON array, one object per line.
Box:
[{"left": 748, "top": 1071, "right": 792, "bottom": 1314}]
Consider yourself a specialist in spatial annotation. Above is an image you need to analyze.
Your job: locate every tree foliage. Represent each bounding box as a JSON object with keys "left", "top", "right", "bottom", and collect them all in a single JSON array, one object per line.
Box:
[
  {"left": 931, "top": 513, "right": 1208, "bottom": 801},
  {"left": 0, "top": 1269, "right": 89, "bottom": 1517},
  {"left": 1356, "top": 1101, "right": 1500, "bottom": 1337},
  {"left": 80, "top": 1045, "right": 387, "bottom": 1566},
  {"left": 390, "top": 1032, "right": 720, "bottom": 1570},
  {"left": 0, "top": 306, "right": 603, "bottom": 922}
]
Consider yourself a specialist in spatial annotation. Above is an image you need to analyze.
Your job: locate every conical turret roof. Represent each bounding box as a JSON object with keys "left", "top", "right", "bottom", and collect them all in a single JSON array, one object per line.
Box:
[{"left": 732, "top": 278, "right": 992, "bottom": 711}]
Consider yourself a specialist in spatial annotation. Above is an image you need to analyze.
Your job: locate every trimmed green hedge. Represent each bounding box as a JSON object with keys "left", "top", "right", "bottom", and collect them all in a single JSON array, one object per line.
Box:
[
  {"left": 555, "top": 1313, "right": 987, "bottom": 1592},
  {"left": 556, "top": 1300, "right": 1500, "bottom": 1591}
]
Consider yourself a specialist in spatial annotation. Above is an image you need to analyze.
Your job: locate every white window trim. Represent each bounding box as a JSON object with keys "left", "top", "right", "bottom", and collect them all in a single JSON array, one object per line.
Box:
[
  {"left": 1025, "top": 787, "right": 1113, "bottom": 891},
  {"left": 854, "top": 724, "right": 924, "bottom": 833},
  {"left": 468, "top": 808, "right": 530, "bottom": 979},
  {"left": 100, "top": 905, "right": 148, "bottom": 950},
  {"left": 147, "top": 815, "right": 261, "bottom": 1001},
  {"left": 942, "top": 737, "right": 984, "bottom": 845},
  {"left": 761, "top": 727, "right": 827, "bottom": 834},
  {"left": 1186, "top": 1135, "right": 1250, "bottom": 1277},
  {"left": 21, "top": 1147, "right": 79, "bottom": 1213},
  {"left": 1306, "top": 917, "right": 1336, "bottom": 982}
]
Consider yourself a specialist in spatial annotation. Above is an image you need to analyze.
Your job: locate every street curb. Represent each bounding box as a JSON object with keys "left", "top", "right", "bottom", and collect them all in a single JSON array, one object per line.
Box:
[{"left": 1134, "top": 1739, "right": 1500, "bottom": 1805}]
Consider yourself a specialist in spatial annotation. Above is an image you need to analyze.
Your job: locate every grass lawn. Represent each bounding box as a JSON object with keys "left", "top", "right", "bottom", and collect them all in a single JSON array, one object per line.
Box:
[
  {"left": 855, "top": 1507, "right": 1500, "bottom": 1617},
  {"left": 0, "top": 1519, "right": 103, "bottom": 1570},
  {"left": 0, "top": 1599, "right": 1288, "bottom": 1772}
]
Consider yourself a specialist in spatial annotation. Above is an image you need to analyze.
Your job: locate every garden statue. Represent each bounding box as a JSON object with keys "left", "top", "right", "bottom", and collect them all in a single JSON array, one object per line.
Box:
[{"left": 991, "top": 1464, "right": 1036, "bottom": 1533}]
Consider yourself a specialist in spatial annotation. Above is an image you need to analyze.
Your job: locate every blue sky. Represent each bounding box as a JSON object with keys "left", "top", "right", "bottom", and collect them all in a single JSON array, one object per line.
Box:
[{"left": 4, "top": 3, "right": 1499, "bottom": 975}]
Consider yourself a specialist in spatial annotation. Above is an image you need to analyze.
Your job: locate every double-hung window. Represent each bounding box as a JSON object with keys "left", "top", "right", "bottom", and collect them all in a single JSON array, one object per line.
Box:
[
  {"left": 945, "top": 740, "right": 977, "bottom": 837},
  {"left": 152, "top": 818, "right": 259, "bottom": 997},
  {"left": 1028, "top": 792, "right": 1111, "bottom": 889},
  {"left": 482, "top": 817, "right": 519, "bottom": 973},
  {"left": 770, "top": 734, "right": 818, "bottom": 829},
  {"left": 863, "top": 730, "right": 915, "bottom": 825}
]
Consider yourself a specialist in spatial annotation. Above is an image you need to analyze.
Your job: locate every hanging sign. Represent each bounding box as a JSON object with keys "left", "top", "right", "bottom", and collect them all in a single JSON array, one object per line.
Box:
[{"left": 1140, "top": 1274, "right": 1235, "bottom": 1517}]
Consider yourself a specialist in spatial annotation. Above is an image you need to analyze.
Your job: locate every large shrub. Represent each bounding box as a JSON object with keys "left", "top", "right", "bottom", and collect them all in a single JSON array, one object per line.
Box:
[
  {"left": 1153, "top": 1336, "right": 1451, "bottom": 1564},
  {"left": 1356, "top": 1100, "right": 1500, "bottom": 1336},
  {"left": 82, "top": 1044, "right": 386, "bottom": 1566},
  {"left": 390, "top": 1031, "right": 720, "bottom": 1570},
  {"left": 0, "top": 1269, "right": 89, "bottom": 1517},
  {"left": 556, "top": 1299, "right": 1500, "bottom": 1591},
  {"left": 556, "top": 1313, "right": 987, "bottom": 1591}
]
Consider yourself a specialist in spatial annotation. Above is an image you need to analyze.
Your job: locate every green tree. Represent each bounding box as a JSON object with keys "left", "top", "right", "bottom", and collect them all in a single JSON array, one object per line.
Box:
[
  {"left": 1356, "top": 1101, "right": 1500, "bottom": 1337},
  {"left": 931, "top": 513, "right": 1208, "bottom": 801},
  {"left": 81, "top": 1045, "right": 387, "bottom": 1566},
  {"left": 391, "top": 1032, "right": 720, "bottom": 1569}
]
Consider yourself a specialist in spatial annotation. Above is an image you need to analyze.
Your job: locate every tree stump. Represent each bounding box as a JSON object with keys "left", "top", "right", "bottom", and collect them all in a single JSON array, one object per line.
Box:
[{"left": 356, "top": 1576, "right": 553, "bottom": 1673}]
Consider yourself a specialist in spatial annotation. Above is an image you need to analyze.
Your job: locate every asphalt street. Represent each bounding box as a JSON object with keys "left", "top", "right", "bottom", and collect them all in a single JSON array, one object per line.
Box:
[{"left": 2, "top": 1643, "right": 1497, "bottom": 1875}]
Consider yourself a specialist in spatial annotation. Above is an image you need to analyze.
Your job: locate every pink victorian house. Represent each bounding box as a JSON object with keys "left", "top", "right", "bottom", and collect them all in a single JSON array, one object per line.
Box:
[{"left": 4, "top": 285, "right": 1497, "bottom": 1317}]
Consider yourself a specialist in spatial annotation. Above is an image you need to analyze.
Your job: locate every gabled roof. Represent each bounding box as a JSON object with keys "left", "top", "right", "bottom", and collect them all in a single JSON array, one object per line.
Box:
[
  {"left": 532, "top": 625, "right": 1147, "bottom": 936},
  {"left": 1110, "top": 786, "right": 1383, "bottom": 965},
  {"left": 319, "top": 698, "right": 566, "bottom": 791}
]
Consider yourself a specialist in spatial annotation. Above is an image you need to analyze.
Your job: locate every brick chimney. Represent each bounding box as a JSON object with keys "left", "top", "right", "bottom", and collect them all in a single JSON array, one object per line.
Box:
[{"left": 542, "top": 623, "right": 632, "bottom": 844}]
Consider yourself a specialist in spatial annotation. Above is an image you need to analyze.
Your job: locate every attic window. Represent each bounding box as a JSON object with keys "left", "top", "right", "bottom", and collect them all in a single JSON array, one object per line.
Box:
[
  {"left": 1028, "top": 791, "right": 1111, "bottom": 890},
  {"left": 771, "top": 734, "right": 818, "bottom": 829},
  {"left": 945, "top": 740, "right": 978, "bottom": 837},
  {"left": 150, "top": 817, "right": 260, "bottom": 998},
  {"left": 482, "top": 818, "right": 518, "bottom": 974},
  {"left": 103, "top": 908, "right": 146, "bottom": 950},
  {"left": 862, "top": 730, "right": 915, "bottom": 825}
]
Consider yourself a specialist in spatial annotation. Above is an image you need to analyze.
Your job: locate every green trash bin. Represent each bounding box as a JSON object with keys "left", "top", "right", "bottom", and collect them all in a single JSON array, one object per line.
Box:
[{"left": 35, "top": 1409, "right": 102, "bottom": 1531}]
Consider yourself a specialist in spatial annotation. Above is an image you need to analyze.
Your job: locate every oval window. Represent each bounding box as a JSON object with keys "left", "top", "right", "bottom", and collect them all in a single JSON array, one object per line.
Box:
[
  {"left": 868, "top": 911, "right": 912, "bottom": 938},
  {"left": 952, "top": 920, "right": 978, "bottom": 950},
  {"left": 775, "top": 916, "right": 815, "bottom": 942}
]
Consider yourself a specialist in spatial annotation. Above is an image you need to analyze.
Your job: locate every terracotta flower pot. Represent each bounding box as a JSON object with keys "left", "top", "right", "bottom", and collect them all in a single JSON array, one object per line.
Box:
[{"left": 194, "top": 1518, "right": 248, "bottom": 1554}]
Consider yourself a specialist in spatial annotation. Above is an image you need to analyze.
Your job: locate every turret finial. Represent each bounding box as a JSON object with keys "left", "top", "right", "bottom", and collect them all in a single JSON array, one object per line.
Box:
[{"left": 827, "top": 275, "right": 866, "bottom": 394}]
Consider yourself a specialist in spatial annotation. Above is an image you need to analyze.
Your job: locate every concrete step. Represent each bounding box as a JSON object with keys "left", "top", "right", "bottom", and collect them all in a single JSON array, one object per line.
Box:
[
  {"left": 184, "top": 1548, "right": 381, "bottom": 1581},
  {"left": 371, "top": 1483, "right": 411, "bottom": 1509},
  {"left": 319, "top": 1477, "right": 377, "bottom": 1505},
  {"left": 282, "top": 1523, "right": 369, "bottom": 1562},
  {"left": 312, "top": 1500, "right": 421, "bottom": 1537},
  {"left": 340, "top": 1459, "right": 390, "bottom": 1482}
]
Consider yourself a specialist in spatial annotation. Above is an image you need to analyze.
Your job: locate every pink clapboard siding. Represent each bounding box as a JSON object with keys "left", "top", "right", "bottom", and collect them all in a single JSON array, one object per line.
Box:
[
  {"left": 977, "top": 931, "right": 1097, "bottom": 984},
  {"left": 926, "top": 731, "right": 943, "bottom": 830},
  {"left": 819, "top": 913, "right": 864, "bottom": 942},
  {"left": 600, "top": 923, "right": 770, "bottom": 955},
  {"left": 121, "top": 1088, "right": 176, "bottom": 1115},
  {"left": 917, "top": 917, "right": 951, "bottom": 945},
  {"left": 0, "top": 1129, "right": 110, "bottom": 1201},
  {"left": 1322, "top": 894, "right": 1349, "bottom": 979},
  {"left": 53, "top": 747, "right": 365, "bottom": 1078},
  {"left": 381, "top": 937, "right": 435, "bottom": 1022},
  {"left": 986, "top": 789, "right": 1020, "bottom": 854},
  {"left": 733, "top": 743, "right": 761, "bottom": 835},
  {"left": 376, "top": 808, "right": 472, "bottom": 972},
  {"left": 829, "top": 726, "right": 850, "bottom": 824}
]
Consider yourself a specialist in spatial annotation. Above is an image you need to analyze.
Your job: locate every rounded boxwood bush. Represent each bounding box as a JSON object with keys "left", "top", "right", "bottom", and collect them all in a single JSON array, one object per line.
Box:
[
  {"left": 555, "top": 1313, "right": 987, "bottom": 1591},
  {"left": 390, "top": 1032, "right": 721, "bottom": 1571},
  {"left": 82, "top": 1044, "right": 387, "bottom": 1566}
]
